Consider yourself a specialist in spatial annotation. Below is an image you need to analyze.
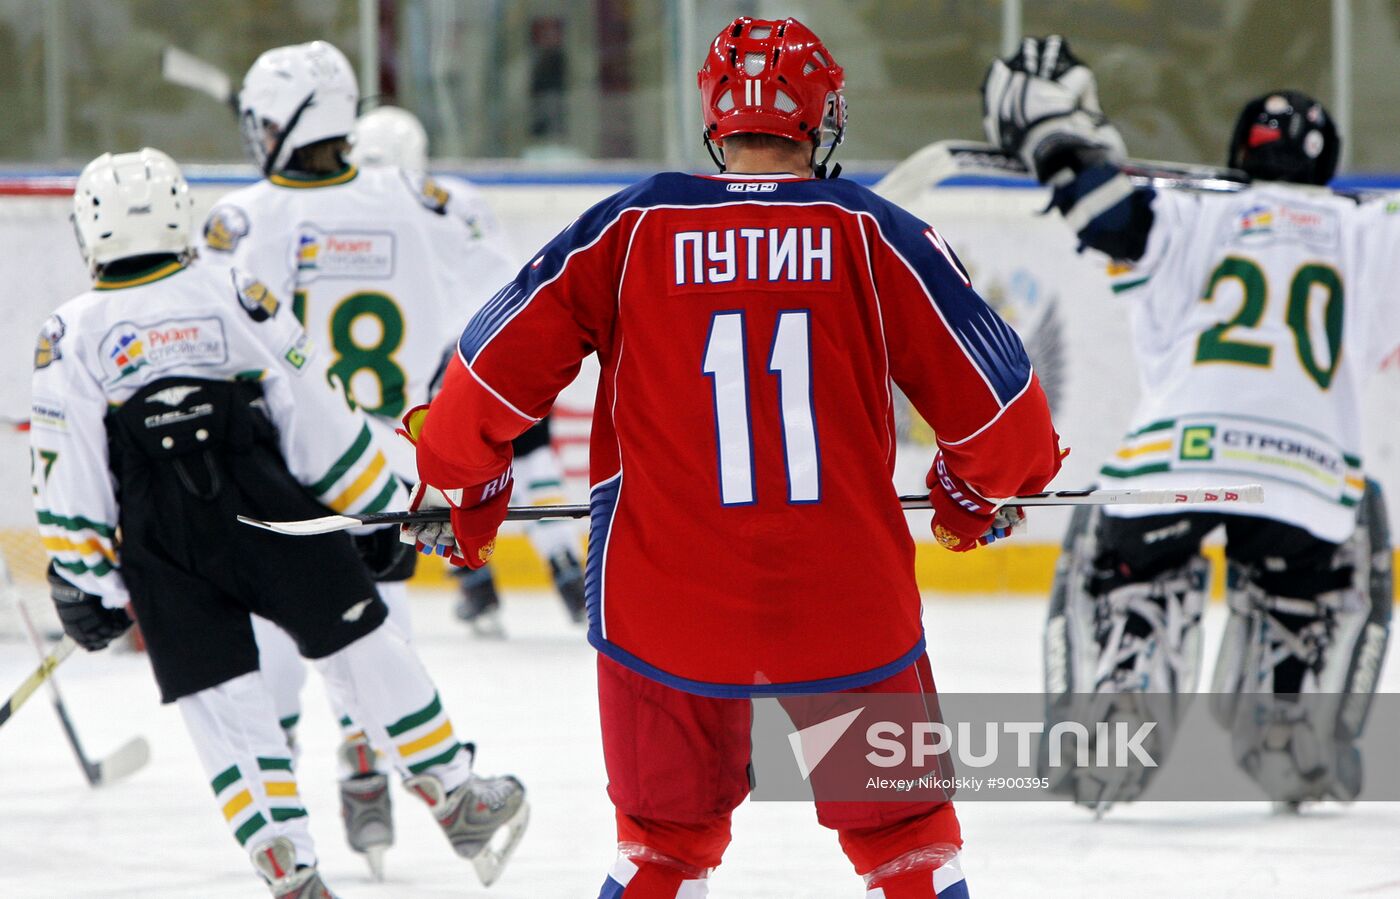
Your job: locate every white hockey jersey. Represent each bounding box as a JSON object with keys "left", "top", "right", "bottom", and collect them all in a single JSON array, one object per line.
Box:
[
  {"left": 1103, "top": 183, "right": 1400, "bottom": 542},
  {"left": 30, "top": 259, "right": 406, "bottom": 603},
  {"left": 199, "top": 164, "right": 517, "bottom": 477}
]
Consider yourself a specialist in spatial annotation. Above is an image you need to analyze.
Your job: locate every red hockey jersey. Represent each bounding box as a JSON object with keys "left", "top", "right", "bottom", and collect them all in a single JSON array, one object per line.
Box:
[{"left": 417, "top": 172, "right": 1061, "bottom": 696}]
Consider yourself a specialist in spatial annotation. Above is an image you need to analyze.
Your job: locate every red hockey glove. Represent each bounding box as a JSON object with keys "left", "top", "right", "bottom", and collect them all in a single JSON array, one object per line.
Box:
[
  {"left": 398, "top": 403, "right": 512, "bottom": 570},
  {"left": 401, "top": 476, "right": 512, "bottom": 569},
  {"left": 926, "top": 452, "right": 1024, "bottom": 552}
]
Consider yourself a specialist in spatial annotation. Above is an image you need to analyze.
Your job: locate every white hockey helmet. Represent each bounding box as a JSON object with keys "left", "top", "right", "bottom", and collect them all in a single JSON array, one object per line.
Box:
[
  {"left": 239, "top": 41, "right": 359, "bottom": 175},
  {"left": 350, "top": 105, "right": 429, "bottom": 171},
  {"left": 71, "top": 148, "right": 194, "bottom": 277}
]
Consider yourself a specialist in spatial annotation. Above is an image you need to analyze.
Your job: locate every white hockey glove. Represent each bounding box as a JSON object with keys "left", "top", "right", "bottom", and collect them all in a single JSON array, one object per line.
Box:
[{"left": 982, "top": 35, "right": 1126, "bottom": 182}]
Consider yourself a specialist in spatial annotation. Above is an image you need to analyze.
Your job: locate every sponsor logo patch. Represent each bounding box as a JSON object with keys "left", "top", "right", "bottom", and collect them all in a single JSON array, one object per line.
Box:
[
  {"left": 30, "top": 396, "right": 66, "bottom": 432},
  {"left": 283, "top": 333, "right": 311, "bottom": 371},
  {"left": 1179, "top": 425, "right": 1216, "bottom": 461},
  {"left": 417, "top": 173, "right": 450, "bottom": 212},
  {"left": 99, "top": 317, "right": 229, "bottom": 385},
  {"left": 234, "top": 273, "right": 281, "bottom": 322},
  {"left": 204, "top": 205, "right": 250, "bottom": 252},
  {"left": 1234, "top": 201, "right": 1339, "bottom": 250},
  {"left": 293, "top": 225, "right": 395, "bottom": 281},
  {"left": 34, "top": 315, "right": 65, "bottom": 370}
]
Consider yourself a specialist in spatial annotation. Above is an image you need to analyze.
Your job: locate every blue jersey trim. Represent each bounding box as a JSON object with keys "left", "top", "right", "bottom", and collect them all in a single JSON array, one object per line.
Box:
[
  {"left": 583, "top": 473, "right": 622, "bottom": 637},
  {"left": 458, "top": 171, "right": 1031, "bottom": 405},
  {"left": 597, "top": 876, "right": 627, "bottom": 899},
  {"left": 587, "top": 631, "right": 928, "bottom": 699}
]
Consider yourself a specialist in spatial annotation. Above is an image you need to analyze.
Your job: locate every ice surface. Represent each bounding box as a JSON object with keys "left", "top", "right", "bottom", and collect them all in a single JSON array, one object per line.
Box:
[{"left": 1, "top": 590, "right": 1397, "bottom": 898}]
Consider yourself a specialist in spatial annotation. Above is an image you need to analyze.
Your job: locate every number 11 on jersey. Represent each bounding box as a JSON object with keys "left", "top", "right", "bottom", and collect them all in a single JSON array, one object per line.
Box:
[{"left": 702, "top": 310, "right": 821, "bottom": 506}]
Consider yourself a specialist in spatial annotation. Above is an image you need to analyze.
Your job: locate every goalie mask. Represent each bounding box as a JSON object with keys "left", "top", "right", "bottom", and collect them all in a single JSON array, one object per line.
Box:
[
  {"left": 239, "top": 41, "right": 359, "bottom": 176},
  {"left": 1228, "top": 90, "right": 1340, "bottom": 186},
  {"left": 71, "top": 148, "right": 194, "bottom": 277},
  {"left": 697, "top": 17, "right": 846, "bottom": 172}
]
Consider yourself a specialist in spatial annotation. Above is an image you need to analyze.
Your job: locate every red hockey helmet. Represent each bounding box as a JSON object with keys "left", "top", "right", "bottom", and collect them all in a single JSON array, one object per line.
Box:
[{"left": 698, "top": 17, "right": 846, "bottom": 153}]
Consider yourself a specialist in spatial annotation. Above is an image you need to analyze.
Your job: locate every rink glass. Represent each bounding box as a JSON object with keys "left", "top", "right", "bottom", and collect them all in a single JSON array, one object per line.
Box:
[{"left": 3, "top": 1, "right": 1399, "bottom": 174}]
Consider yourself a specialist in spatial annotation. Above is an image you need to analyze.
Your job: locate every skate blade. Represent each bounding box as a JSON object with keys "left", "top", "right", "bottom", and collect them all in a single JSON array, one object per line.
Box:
[
  {"left": 472, "top": 800, "right": 530, "bottom": 887},
  {"left": 468, "top": 612, "right": 507, "bottom": 640},
  {"left": 365, "top": 845, "right": 386, "bottom": 882}
]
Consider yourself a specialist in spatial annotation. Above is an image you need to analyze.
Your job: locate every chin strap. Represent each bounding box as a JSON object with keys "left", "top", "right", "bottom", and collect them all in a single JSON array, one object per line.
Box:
[
  {"left": 811, "top": 139, "right": 842, "bottom": 180},
  {"left": 703, "top": 132, "right": 726, "bottom": 172}
]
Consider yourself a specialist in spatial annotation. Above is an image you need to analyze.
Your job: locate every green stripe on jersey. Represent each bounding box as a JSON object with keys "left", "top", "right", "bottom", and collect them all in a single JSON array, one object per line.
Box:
[
  {"left": 361, "top": 478, "right": 399, "bottom": 515},
  {"left": 257, "top": 757, "right": 293, "bottom": 772},
  {"left": 36, "top": 510, "right": 115, "bottom": 537},
  {"left": 52, "top": 558, "right": 114, "bottom": 577},
  {"left": 1126, "top": 419, "right": 1175, "bottom": 438},
  {"left": 310, "top": 424, "right": 372, "bottom": 496},
  {"left": 387, "top": 693, "right": 442, "bottom": 737},
  {"left": 1100, "top": 462, "right": 1173, "bottom": 479},
  {"left": 270, "top": 807, "right": 308, "bottom": 822},
  {"left": 1111, "top": 276, "right": 1150, "bottom": 294}
]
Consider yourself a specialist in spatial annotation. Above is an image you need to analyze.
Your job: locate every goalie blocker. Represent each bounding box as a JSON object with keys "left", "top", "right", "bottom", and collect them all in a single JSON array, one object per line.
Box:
[{"left": 1042, "top": 481, "right": 1392, "bottom": 810}]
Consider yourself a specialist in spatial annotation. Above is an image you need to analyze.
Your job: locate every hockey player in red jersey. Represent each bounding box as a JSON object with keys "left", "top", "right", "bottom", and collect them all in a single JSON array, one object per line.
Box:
[{"left": 402, "top": 17, "right": 1062, "bottom": 898}]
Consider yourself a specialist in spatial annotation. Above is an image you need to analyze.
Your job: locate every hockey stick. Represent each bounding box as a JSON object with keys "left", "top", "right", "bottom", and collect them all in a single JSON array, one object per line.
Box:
[
  {"left": 237, "top": 484, "right": 1264, "bottom": 537},
  {"left": 0, "top": 636, "right": 76, "bottom": 730},
  {"left": 161, "top": 46, "right": 236, "bottom": 111},
  {"left": 15, "top": 603, "right": 150, "bottom": 786},
  {"left": 0, "top": 554, "right": 150, "bottom": 781},
  {"left": 874, "top": 141, "right": 1248, "bottom": 203}
]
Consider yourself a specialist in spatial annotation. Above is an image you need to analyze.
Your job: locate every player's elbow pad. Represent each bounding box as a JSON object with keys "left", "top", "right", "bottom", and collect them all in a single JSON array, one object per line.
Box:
[{"left": 1049, "top": 162, "right": 1155, "bottom": 262}]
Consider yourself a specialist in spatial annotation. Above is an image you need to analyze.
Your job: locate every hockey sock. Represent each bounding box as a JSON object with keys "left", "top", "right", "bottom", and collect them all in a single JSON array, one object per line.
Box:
[
  {"left": 312, "top": 619, "right": 474, "bottom": 792},
  {"left": 599, "top": 844, "right": 710, "bottom": 898},
  {"left": 863, "top": 846, "right": 967, "bottom": 899},
  {"left": 176, "top": 670, "right": 315, "bottom": 868}
]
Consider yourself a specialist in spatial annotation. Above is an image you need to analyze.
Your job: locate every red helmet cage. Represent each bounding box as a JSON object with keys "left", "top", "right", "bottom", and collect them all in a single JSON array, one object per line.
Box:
[{"left": 697, "top": 17, "right": 846, "bottom": 149}]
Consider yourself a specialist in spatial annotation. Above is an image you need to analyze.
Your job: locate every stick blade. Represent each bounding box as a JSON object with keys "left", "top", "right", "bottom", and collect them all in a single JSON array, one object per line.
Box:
[
  {"left": 236, "top": 514, "right": 363, "bottom": 536},
  {"left": 161, "top": 46, "right": 232, "bottom": 103},
  {"left": 95, "top": 737, "right": 150, "bottom": 786}
]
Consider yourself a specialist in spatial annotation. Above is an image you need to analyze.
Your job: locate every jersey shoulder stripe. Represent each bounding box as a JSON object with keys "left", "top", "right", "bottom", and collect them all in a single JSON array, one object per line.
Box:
[
  {"left": 456, "top": 173, "right": 1030, "bottom": 407},
  {"left": 457, "top": 175, "right": 668, "bottom": 362}
]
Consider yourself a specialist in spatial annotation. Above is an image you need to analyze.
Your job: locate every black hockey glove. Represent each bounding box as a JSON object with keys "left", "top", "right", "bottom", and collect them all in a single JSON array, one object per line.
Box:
[
  {"left": 353, "top": 524, "right": 418, "bottom": 581},
  {"left": 48, "top": 562, "right": 131, "bottom": 651}
]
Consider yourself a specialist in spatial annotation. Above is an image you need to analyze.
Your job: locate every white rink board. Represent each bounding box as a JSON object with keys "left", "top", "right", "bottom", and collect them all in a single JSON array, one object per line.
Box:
[
  {"left": 3, "top": 179, "right": 1399, "bottom": 539},
  {"left": 0, "top": 589, "right": 1397, "bottom": 898}
]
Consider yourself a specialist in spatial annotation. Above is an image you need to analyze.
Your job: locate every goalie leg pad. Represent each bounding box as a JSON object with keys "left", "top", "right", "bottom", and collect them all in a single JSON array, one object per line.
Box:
[
  {"left": 1042, "top": 505, "right": 1209, "bottom": 808},
  {"left": 1211, "top": 481, "right": 1392, "bottom": 803}
]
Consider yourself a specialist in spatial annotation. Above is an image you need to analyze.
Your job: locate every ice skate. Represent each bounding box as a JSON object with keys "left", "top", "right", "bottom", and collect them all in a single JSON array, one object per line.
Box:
[
  {"left": 549, "top": 550, "right": 587, "bottom": 624},
  {"left": 338, "top": 733, "right": 394, "bottom": 881},
  {"left": 251, "top": 836, "right": 337, "bottom": 899},
  {"left": 404, "top": 769, "right": 530, "bottom": 886},
  {"left": 454, "top": 567, "right": 506, "bottom": 638}
]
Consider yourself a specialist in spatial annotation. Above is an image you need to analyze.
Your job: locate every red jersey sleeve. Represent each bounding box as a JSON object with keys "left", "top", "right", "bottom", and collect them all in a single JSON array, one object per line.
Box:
[
  {"left": 865, "top": 200, "right": 1063, "bottom": 500},
  {"left": 416, "top": 193, "right": 645, "bottom": 489}
]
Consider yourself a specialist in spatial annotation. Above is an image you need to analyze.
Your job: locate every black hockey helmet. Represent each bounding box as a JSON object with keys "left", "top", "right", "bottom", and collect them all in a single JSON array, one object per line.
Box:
[{"left": 1228, "top": 90, "right": 1340, "bottom": 185}]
